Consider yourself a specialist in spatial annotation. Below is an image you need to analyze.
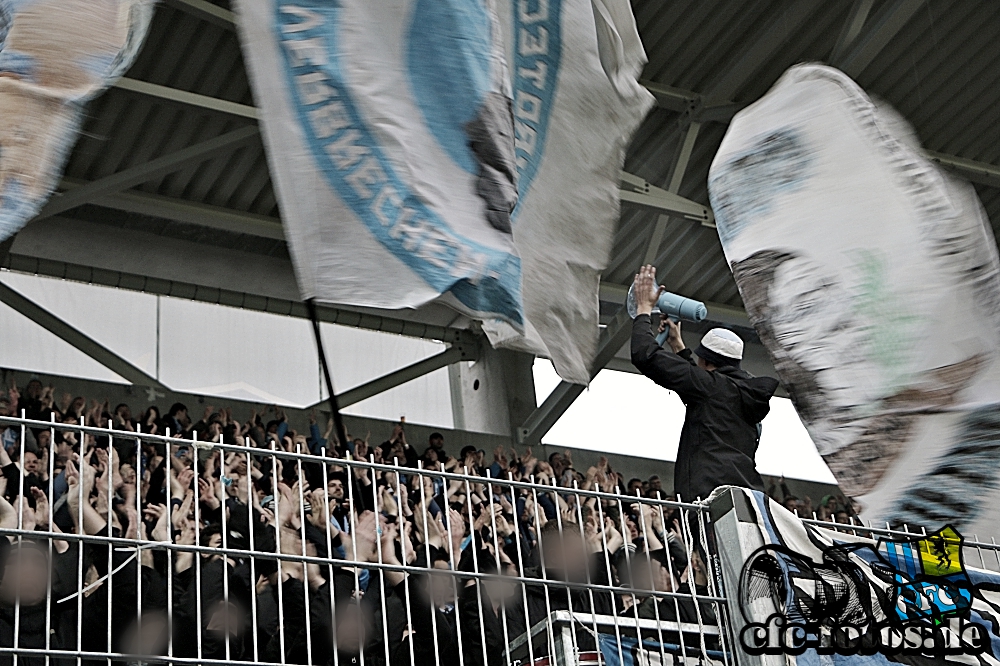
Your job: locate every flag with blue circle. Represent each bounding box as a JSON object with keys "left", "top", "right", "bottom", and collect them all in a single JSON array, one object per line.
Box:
[{"left": 234, "top": 0, "right": 652, "bottom": 384}]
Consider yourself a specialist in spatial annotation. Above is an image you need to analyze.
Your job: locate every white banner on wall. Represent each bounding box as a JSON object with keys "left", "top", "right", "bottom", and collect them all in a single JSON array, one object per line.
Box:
[
  {"left": 233, "top": 0, "right": 652, "bottom": 385},
  {"left": 709, "top": 64, "right": 1000, "bottom": 535}
]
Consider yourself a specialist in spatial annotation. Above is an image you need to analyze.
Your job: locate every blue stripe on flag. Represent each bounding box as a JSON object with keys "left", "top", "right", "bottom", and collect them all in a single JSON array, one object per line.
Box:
[
  {"left": 275, "top": 3, "right": 524, "bottom": 324},
  {"left": 901, "top": 542, "right": 918, "bottom": 578},
  {"left": 751, "top": 490, "right": 781, "bottom": 545},
  {"left": 882, "top": 541, "right": 898, "bottom": 570},
  {"left": 511, "top": 0, "right": 562, "bottom": 219}
]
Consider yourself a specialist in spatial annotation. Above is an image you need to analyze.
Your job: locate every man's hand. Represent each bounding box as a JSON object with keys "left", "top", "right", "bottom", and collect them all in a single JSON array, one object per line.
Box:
[
  {"left": 352, "top": 511, "right": 382, "bottom": 563},
  {"left": 31, "top": 487, "right": 50, "bottom": 530},
  {"left": 664, "top": 319, "right": 685, "bottom": 353},
  {"left": 198, "top": 477, "right": 221, "bottom": 511},
  {"left": 632, "top": 264, "right": 664, "bottom": 316},
  {"left": 0, "top": 495, "right": 17, "bottom": 532},
  {"left": 144, "top": 503, "right": 169, "bottom": 542}
]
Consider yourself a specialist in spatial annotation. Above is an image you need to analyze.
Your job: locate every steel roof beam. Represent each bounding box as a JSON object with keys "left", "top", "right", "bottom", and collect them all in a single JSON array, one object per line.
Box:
[
  {"left": 107, "top": 78, "right": 1000, "bottom": 241},
  {"left": 2, "top": 252, "right": 479, "bottom": 348},
  {"left": 642, "top": 121, "right": 703, "bottom": 265},
  {"left": 926, "top": 152, "right": 1000, "bottom": 189},
  {"left": 135, "top": 4, "right": 998, "bottom": 217},
  {"left": 830, "top": 0, "right": 877, "bottom": 63},
  {"left": 638, "top": 80, "right": 699, "bottom": 112},
  {"left": 58, "top": 179, "right": 285, "bottom": 240},
  {"left": 36, "top": 126, "right": 260, "bottom": 221},
  {"left": 310, "top": 344, "right": 478, "bottom": 411},
  {"left": 163, "top": 0, "right": 235, "bottom": 30},
  {"left": 0, "top": 279, "right": 167, "bottom": 389},
  {"left": 835, "top": 0, "right": 925, "bottom": 78},
  {"left": 620, "top": 178, "right": 713, "bottom": 223},
  {"left": 114, "top": 77, "right": 258, "bottom": 120}
]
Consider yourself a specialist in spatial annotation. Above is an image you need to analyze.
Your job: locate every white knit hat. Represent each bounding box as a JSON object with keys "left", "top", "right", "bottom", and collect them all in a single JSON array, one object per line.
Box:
[{"left": 695, "top": 328, "right": 744, "bottom": 367}]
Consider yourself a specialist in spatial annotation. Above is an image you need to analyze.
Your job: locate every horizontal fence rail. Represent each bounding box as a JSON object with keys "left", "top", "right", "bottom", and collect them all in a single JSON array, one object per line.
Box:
[{"left": 0, "top": 415, "right": 735, "bottom": 666}]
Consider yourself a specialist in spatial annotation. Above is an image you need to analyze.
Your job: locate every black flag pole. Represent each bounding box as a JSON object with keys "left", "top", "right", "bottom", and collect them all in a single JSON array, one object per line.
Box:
[{"left": 306, "top": 299, "right": 349, "bottom": 454}]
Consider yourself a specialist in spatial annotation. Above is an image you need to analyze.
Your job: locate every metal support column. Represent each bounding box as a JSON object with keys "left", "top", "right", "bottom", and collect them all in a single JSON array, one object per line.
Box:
[{"left": 453, "top": 347, "right": 537, "bottom": 441}]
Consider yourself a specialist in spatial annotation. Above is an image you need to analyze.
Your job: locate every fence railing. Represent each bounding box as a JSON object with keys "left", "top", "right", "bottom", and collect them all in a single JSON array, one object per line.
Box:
[{"left": 0, "top": 415, "right": 735, "bottom": 666}]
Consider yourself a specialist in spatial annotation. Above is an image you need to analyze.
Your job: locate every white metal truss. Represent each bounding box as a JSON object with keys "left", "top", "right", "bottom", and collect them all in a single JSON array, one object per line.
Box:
[{"left": 0, "top": 279, "right": 167, "bottom": 389}]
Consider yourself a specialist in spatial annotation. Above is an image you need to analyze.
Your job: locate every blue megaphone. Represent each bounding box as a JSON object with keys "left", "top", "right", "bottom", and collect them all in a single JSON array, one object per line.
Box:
[{"left": 626, "top": 283, "right": 708, "bottom": 346}]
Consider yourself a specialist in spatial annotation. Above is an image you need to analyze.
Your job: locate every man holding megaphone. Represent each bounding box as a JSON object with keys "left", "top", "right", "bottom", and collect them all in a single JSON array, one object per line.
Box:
[{"left": 630, "top": 264, "right": 779, "bottom": 502}]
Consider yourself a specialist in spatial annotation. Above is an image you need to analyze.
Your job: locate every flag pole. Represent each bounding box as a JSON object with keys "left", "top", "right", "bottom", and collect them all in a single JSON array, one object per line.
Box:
[{"left": 306, "top": 299, "right": 349, "bottom": 454}]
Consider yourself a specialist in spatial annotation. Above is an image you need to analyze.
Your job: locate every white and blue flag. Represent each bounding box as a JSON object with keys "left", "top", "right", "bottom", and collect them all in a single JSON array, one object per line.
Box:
[
  {"left": 0, "top": 0, "right": 155, "bottom": 241},
  {"left": 709, "top": 65, "right": 1000, "bottom": 534},
  {"left": 234, "top": 0, "right": 652, "bottom": 384}
]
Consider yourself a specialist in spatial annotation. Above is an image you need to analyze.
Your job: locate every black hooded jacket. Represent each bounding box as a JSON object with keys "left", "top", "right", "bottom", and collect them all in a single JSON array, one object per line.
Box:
[{"left": 631, "top": 315, "right": 779, "bottom": 501}]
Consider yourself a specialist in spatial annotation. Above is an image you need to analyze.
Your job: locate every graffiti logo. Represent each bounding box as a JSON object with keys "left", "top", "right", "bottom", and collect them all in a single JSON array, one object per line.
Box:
[{"left": 737, "top": 526, "right": 989, "bottom": 657}]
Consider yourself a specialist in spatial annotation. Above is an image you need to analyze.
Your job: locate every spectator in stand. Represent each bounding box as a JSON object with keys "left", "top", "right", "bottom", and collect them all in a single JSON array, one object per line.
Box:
[
  {"left": 159, "top": 402, "right": 188, "bottom": 437},
  {"left": 427, "top": 432, "right": 448, "bottom": 462},
  {"left": 626, "top": 478, "right": 643, "bottom": 497}
]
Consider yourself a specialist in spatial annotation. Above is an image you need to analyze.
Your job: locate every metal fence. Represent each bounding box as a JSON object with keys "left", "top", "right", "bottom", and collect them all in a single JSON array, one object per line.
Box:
[
  {"left": 798, "top": 517, "right": 1000, "bottom": 577},
  {"left": 0, "top": 415, "right": 735, "bottom": 666}
]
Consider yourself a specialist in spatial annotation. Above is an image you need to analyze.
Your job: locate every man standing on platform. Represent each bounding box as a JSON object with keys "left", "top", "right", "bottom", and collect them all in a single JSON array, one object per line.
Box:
[{"left": 630, "top": 264, "right": 779, "bottom": 502}]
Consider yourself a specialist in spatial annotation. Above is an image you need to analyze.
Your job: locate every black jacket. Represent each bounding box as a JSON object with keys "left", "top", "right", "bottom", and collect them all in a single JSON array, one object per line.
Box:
[{"left": 631, "top": 315, "right": 779, "bottom": 501}]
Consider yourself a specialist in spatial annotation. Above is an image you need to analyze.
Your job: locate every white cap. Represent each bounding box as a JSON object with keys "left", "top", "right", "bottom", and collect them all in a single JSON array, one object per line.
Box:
[{"left": 700, "top": 328, "right": 744, "bottom": 360}]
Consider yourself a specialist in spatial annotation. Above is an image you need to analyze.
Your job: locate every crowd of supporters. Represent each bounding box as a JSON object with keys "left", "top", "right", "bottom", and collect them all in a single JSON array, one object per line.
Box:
[
  {"left": 0, "top": 379, "right": 729, "bottom": 666},
  {"left": 766, "top": 479, "right": 856, "bottom": 524}
]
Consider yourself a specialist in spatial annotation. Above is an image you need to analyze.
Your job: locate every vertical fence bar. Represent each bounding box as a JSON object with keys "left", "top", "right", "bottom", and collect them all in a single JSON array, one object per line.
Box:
[
  {"left": 507, "top": 471, "right": 535, "bottom": 666},
  {"left": 528, "top": 477, "right": 557, "bottom": 663},
  {"left": 274, "top": 443, "right": 288, "bottom": 666},
  {"left": 165, "top": 427, "right": 174, "bottom": 662},
  {"left": 319, "top": 447, "right": 338, "bottom": 666},
  {"left": 13, "top": 412, "right": 25, "bottom": 666},
  {"left": 370, "top": 456, "right": 392, "bottom": 666},
  {"left": 393, "top": 462, "right": 416, "bottom": 666},
  {"left": 462, "top": 469, "right": 490, "bottom": 666},
  {"left": 44, "top": 414, "right": 55, "bottom": 666},
  {"left": 193, "top": 437, "right": 204, "bottom": 662},
  {"left": 633, "top": 496, "right": 671, "bottom": 665},
  {"left": 343, "top": 452, "right": 364, "bottom": 666}
]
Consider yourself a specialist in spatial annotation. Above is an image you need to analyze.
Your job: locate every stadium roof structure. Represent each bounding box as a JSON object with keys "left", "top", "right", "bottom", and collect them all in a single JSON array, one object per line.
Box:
[{"left": 1, "top": 0, "right": 998, "bottom": 445}]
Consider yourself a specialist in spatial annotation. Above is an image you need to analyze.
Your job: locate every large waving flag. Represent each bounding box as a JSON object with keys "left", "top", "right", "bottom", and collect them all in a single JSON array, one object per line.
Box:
[
  {"left": 0, "top": 0, "right": 156, "bottom": 241},
  {"left": 234, "top": 0, "right": 652, "bottom": 384},
  {"left": 708, "top": 64, "right": 1000, "bottom": 535}
]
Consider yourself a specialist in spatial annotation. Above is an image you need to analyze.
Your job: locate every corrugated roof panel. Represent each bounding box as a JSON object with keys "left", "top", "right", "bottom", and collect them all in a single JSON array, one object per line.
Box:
[
  {"left": 39, "top": 0, "right": 999, "bottom": 322},
  {"left": 609, "top": 0, "right": 1000, "bottom": 313}
]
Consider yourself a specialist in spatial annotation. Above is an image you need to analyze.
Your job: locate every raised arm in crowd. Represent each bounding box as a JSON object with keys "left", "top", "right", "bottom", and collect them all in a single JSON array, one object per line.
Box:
[{"left": 0, "top": 381, "right": 752, "bottom": 666}]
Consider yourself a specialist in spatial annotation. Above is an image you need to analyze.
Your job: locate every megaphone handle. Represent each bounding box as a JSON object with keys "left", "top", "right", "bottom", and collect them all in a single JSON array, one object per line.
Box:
[{"left": 655, "top": 330, "right": 668, "bottom": 347}]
